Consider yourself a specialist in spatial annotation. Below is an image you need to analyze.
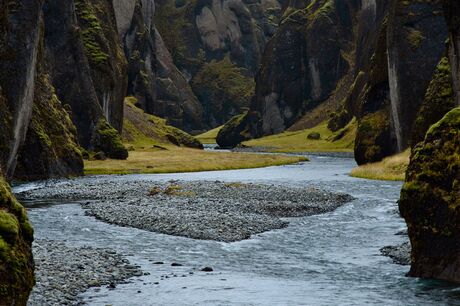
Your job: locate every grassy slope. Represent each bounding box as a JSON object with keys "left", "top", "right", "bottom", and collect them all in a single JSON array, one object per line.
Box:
[
  {"left": 242, "top": 119, "right": 357, "bottom": 153},
  {"left": 196, "top": 126, "right": 222, "bottom": 144},
  {"left": 350, "top": 150, "right": 410, "bottom": 181},
  {"left": 85, "top": 99, "right": 307, "bottom": 175}
]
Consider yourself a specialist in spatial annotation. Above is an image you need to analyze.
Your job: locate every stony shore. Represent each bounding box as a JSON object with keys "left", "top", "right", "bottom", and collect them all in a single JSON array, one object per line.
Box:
[
  {"left": 19, "top": 179, "right": 353, "bottom": 242},
  {"left": 28, "top": 240, "right": 142, "bottom": 306}
]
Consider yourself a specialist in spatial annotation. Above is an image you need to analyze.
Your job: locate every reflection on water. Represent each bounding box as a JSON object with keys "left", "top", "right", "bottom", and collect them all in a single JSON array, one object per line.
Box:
[{"left": 18, "top": 155, "right": 460, "bottom": 305}]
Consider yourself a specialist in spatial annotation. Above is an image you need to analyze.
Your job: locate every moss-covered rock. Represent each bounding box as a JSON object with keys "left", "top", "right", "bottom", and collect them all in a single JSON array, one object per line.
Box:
[
  {"left": 412, "top": 57, "right": 456, "bottom": 146},
  {"left": 92, "top": 119, "right": 128, "bottom": 159},
  {"left": 0, "top": 177, "right": 34, "bottom": 305},
  {"left": 14, "top": 69, "right": 84, "bottom": 180},
  {"left": 216, "top": 112, "right": 253, "bottom": 149},
  {"left": 354, "top": 109, "right": 396, "bottom": 165},
  {"left": 399, "top": 106, "right": 460, "bottom": 283}
]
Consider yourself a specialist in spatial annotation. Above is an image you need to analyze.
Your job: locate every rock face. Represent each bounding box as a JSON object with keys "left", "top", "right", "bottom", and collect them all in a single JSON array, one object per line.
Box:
[
  {"left": 152, "top": 0, "right": 282, "bottom": 131},
  {"left": 444, "top": 0, "right": 460, "bottom": 106},
  {"left": 43, "top": 0, "right": 127, "bottom": 157},
  {"left": 0, "top": 0, "right": 45, "bottom": 177},
  {"left": 399, "top": 106, "right": 460, "bottom": 282},
  {"left": 387, "top": 0, "right": 448, "bottom": 151}
]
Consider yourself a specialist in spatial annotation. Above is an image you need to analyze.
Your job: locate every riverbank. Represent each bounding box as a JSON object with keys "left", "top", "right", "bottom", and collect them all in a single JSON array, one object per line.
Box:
[
  {"left": 28, "top": 240, "right": 142, "bottom": 305},
  {"left": 19, "top": 180, "right": 353, "bottom": 242},
  {"left": 350, "top": 150, "right": 410, "bottom": 181},
  {"left": 84, "top": 147, "right": 308, "bottom": 175}
]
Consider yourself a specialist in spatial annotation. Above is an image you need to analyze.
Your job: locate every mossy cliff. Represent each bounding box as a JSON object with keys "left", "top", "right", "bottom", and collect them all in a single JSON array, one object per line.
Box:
[
  {"left": 0, "top": 177, "right": 34, "bottom": 305},
  {"left": 44, "top": 0, "right": 127, "bottom": 158},
  {"left": 399, "top": 107, "right": 460, "bottom": 283}
]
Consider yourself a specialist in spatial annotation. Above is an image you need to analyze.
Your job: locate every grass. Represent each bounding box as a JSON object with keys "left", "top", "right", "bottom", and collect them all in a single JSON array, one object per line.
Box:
[
  {"left": 242, "top": 119, "right": 357, "bottom": 153},
  {"left": 196, "top": 126, "right": 222, "bottom": 144},
  {"left": 350, "top": 150, "right": 410, "bottom": 181},
  {"left": 84, "top": 146, "right": 308, "bottom": 175}
]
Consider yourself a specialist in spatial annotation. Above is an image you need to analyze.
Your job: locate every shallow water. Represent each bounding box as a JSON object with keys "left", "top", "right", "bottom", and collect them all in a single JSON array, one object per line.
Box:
[{"left": 17, "top": 155, "right": 460, "bottom": 305}]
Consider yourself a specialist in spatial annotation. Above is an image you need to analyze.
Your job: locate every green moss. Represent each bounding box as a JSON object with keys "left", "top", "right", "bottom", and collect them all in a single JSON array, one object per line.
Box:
[
  {"left": 75, "top": 0, "right": 109, "bottom": 65},
  {"left": 192, "top": 57, "right": 254, "bottom": 123},
  {"left": 412, "top": 57, "right": 456, "bottom": 145},
  {"left": 92, "top": 118, "right": 128, "bottom": 159},
  {"left": 0, "top": 211, "right": 19, "bottom": 239},
  {"left": 0, "top": 177, "right": 35, "bottom": 304}
]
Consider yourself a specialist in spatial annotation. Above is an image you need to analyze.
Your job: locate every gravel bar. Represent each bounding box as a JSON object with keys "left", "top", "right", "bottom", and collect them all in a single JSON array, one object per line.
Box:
[{"left": 20, "top": 180, "right": 354, "bottom": 242}]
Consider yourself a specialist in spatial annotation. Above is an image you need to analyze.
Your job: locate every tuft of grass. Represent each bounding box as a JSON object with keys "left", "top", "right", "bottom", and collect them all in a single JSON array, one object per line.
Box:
[
  {"left": 196, "top": 126, "right": 222, "bottom": 144},
  {"left": 242, "top": 119, "right": 357, "bottom": 153},
  {"left": 84, "top": 147, "right": 308, "bottom": 175},
  {"left": 350, "top": 150, "right": 410, "bottom": 181}
]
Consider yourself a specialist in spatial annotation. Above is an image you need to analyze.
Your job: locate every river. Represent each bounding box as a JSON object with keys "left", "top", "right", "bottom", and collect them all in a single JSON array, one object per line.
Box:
[{"left": 16, "top": 154, "right": 460, "bottom": 305}]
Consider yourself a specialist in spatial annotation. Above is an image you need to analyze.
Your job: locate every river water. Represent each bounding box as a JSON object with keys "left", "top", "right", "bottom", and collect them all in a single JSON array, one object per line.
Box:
[{"left": 16, "top": 154, "right": 460, "bottom": 305}]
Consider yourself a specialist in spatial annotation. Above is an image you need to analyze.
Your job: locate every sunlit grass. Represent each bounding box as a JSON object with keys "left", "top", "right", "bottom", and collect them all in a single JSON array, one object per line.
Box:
[
  {"left": 84, "top": 146, "right": 308, "bottom": 175},
  {"left": 242, "top": 119, "right": 357, "bottom": 153},
  {"left": 195, "top": 126, "right": 222, "bottom": 144},
  {"left": 350, "top": 150, "right": 410, "bottom": 181}
]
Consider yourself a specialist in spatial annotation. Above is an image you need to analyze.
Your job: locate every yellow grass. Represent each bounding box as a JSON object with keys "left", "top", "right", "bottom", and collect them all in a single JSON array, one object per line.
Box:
[
  {"left": 242, "top": 119, "right": 357, "bottom": 153},
  {"left": 195, "top": 126, "right": 222, "bottom": 144},
  {"left": 350, "top": 150, "right": 410, "bottom": 181},
  {"left": 84, "top": 146, "right": 308, "bottom": 175}
]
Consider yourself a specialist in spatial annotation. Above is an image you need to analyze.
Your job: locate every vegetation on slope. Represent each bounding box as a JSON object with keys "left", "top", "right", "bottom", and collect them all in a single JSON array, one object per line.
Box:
[
  {"left": 242, "top": 119, "right": 357, "bottom": 153},
  {"left": 350, "top": 149, "right": 410, "bottom": 181},
  {"left": 196, "top": 126, "right": 222, "bottom": 144}
]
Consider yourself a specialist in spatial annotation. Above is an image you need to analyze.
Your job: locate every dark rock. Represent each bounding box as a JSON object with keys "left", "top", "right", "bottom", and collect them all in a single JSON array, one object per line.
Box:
[
  {"left": 307, "top": 132, "right": 321, "bottom": 140},
  {"left": 201, "top": 267, "right": 213, "bottom": 272},
  {"left": 171, "top": 262, "right": 183, "bottom": 267},
  {"left": 387, "top": 0, "right": 448, "bottom": 151}
]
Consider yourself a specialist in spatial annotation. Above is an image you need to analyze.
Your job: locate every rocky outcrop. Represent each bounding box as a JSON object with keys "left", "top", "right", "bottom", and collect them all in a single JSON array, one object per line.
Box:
[{"left": 399, "top": 106, "right": 460, "bottom": 283}]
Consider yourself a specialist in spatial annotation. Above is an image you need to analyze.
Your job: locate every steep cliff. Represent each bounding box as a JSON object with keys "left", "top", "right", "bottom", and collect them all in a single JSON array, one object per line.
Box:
[
  {"left": 387, "top": 0, "right": 447, "bottom": 151},
  {"left": 399, "top": 106, "right": 460, "bottom": 283},
  {"left": 44, "top": 0, "right": 127, "bottom": 158},
  {"left": 153, "top": 0, "right": 282, "bottom": 130}
]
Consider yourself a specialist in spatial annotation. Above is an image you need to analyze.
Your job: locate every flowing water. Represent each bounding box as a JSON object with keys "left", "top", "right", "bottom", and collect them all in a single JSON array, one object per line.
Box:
[{"left": 16, "top": 154, "right": 460, "bottom": 305}]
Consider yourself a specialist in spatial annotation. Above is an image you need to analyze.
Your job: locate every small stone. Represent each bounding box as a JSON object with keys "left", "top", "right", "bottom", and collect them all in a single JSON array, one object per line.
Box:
[
  {"left": 153, "top": 262, "right": 164, "bottom": 265},
  {"left": 171, "top": 263, "right": 183, "bottom": 267}
]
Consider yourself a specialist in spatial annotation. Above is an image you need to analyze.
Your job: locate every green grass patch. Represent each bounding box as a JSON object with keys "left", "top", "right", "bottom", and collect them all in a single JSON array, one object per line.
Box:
[
  {"left": 350, "top": 150, "right": 410, "bottom": 181},
  {"left": 84, "top": 147, "right": 308, "bottom": 175},
  {"left": 196, "top": 126, "right": 222, "bottom": 144},
  {"left": 242, "top": 118, "right": 357, "bottom": 153}
]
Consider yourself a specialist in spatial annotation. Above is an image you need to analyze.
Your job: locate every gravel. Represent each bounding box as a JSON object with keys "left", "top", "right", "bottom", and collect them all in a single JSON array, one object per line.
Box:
[
  {"left": 19, "top": 179, "right": 353, "bottom": 242},
  {"left": 380, "top": 242, "right": 411, "bottom": 265},
  {"left": 28, "top": 240, "right": 142, "bottom": 306}
]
